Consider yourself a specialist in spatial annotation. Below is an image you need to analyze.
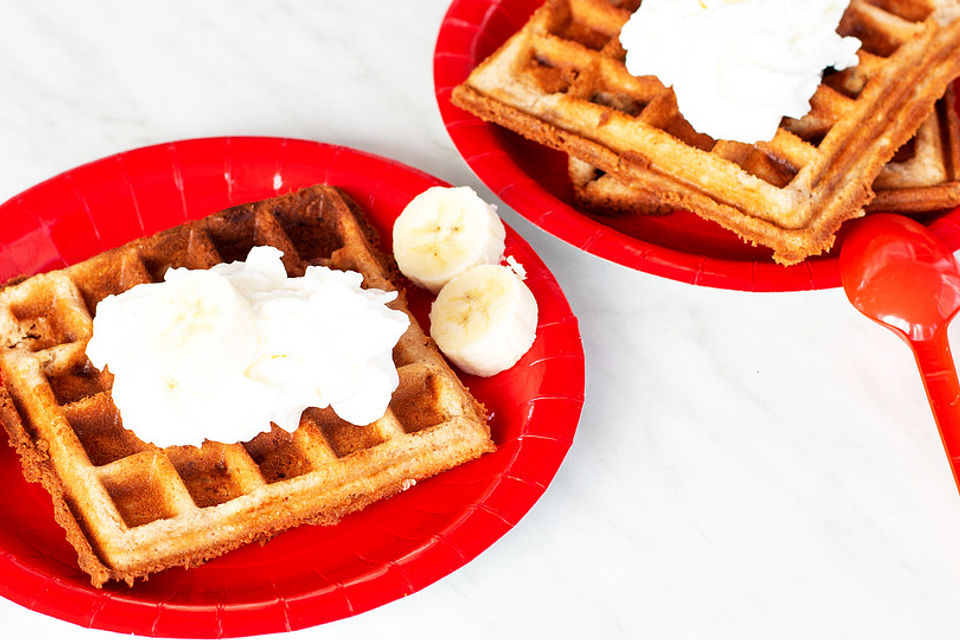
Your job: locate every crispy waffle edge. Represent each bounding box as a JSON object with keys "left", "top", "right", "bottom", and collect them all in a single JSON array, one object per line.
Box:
[
  {"left": 569, "top": 86, "right": 960, "bottom": 218},
  {"left": 0, "top": 385, "right": 113, "bottom": 586}
]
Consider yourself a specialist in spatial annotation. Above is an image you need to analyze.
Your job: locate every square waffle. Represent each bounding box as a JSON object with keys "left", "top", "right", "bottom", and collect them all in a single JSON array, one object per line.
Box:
[
  {"left": 0, "top": 185, "right": 494, "bottom": 587},
  {"left": 451, "top": 0, "right": 960, "bottom": 263},
  {"left": 569, "top": 84, "right": 960, "bottom": 216}
]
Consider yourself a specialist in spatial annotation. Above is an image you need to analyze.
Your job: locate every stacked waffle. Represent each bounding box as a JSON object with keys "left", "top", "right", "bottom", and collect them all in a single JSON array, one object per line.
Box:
[
  {"left": 452, "top": 0, "right": 960, "bottom": 264},
  {"left": 0, "top": 185, "right": 494, "bottom": 587}
]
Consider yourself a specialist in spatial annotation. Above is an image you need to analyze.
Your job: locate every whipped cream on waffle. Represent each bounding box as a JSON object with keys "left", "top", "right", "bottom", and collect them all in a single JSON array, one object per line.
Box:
[
  {"left": 86, "top": 246, "right": 410, "bottom": 447},
  {"left": 619, "top": 0, "right": 861, "bottom": 143}
]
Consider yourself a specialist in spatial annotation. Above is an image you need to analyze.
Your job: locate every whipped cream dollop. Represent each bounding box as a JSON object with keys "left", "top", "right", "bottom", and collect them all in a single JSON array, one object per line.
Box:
[
  {"left": 86, "top": 246, "right": 410, "bottom": 448},
  {"left": 619, "top": 0, "right": 862, "bottom": 143},
  {"left": 934, "top": 2, "right": 960, "bottom": 26}
]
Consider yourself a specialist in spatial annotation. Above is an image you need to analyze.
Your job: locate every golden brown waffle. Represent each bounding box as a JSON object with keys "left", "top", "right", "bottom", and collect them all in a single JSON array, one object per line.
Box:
[
  {"left": 569, "top": 85, "right": 960, "bottom": 216},
  {"left": 451, "top": 0, "right": 960, "bottom": 263},
  {"left": 0, "top": 185, "right": 494, "bottom": 587}
]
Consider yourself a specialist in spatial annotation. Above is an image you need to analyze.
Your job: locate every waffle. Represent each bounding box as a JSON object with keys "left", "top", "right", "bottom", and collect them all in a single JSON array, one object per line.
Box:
[
  {"left": 451, "top": 0, "right": 960, "bottom": 263},
  {"left": 0, "top": 185, "right": 494, "bottom": 587},
  {"left": 569, "top": 85, "right": 960, "bottom": 216}
]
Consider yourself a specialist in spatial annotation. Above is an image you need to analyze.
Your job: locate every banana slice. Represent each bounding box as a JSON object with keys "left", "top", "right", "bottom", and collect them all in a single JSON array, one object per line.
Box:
[
  {"left": 429, "top": 264, "right": 538, "bottom": 377},
  {"left": 393, "top": 186, "right": 506, "bottom": 293}
]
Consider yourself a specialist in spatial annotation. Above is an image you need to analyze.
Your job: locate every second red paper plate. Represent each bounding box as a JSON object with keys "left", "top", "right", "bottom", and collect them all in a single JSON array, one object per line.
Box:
[{"left": 433, "top": 0, "right": 960, "bottom": 292}]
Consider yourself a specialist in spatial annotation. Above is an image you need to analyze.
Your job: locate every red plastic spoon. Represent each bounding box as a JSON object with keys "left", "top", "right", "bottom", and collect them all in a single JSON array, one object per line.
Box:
[{"left": 840, "top": 213, "right": 960, "bottom": 492}]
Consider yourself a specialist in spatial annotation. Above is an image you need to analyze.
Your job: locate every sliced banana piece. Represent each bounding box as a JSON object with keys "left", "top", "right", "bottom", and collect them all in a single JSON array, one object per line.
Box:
[
  {"left": 393, "top": 186, "right": 505, "bottom": 293},
  {"left": 429, "top": 264, "right": 538, "bottom": 377}
]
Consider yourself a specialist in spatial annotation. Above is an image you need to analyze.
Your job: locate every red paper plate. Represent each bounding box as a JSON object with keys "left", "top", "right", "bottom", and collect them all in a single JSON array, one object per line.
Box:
[
  {"left": 433, "top": 0, "right": 960, "bottom": 292},
  {"left": 0, "top": 137, "right": 584, "bottom": 637}
]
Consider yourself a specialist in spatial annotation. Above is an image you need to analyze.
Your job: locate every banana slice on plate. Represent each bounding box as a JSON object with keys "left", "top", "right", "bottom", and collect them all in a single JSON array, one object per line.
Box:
[
  {"left": 429, "top": 264, "right": 538, "bottom": 377},
  {"left": 393, "top": 186, "right": 505, "bottom": 293}
]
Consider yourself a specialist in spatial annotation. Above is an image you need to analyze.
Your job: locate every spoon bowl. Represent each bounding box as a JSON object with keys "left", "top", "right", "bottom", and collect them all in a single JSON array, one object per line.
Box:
[
  {"left": 839, "top": 213, "right": 960, "bottom": 493},
  {"left": 840, "top": 214, "right": 960, "bottom": 341}
]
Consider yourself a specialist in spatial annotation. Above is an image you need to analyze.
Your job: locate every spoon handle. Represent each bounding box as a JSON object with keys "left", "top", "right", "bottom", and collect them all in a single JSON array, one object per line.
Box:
[{"left": 911, "top": 328, "right": 960, "bottom": 491}]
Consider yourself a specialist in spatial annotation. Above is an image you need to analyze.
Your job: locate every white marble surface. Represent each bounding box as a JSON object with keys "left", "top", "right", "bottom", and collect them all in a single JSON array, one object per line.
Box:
[{"left": 2, "top": 1, "right": 960, "bottom": 638}]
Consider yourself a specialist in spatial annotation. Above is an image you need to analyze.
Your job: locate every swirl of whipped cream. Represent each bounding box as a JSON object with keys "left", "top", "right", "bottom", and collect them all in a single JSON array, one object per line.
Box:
[
  {"left": 619, "top": 0, "right": 861, "bottom": 143},
  {"left": 86, "top": 246, "right": 410, "bottom": 447}
]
